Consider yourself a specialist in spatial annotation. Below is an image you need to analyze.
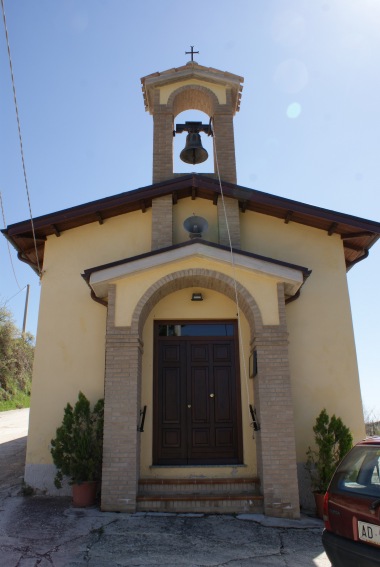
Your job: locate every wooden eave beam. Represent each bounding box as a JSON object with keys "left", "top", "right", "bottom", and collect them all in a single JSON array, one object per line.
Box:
[
  {"left": 16, "top": 242, "right": 44, "bottom": 274},
  {"left": 344, "top": 242, "right": 366, "bottom": 252},
  {"left": 51, "top": 224, "right": 61, "bottom": 237},
  {"left": 13, "top": 233, "right": 46, "bottom": 244},
  {"left": 20, "top": 243, "right": 44, "bottom": 255},
  {"left": 95, "top": 211, "right": 104, "bottom": 224},
  {"left": 17, "top": 250, "right": 40, "bottom": 272},
  {"left": 341, "top": 231, "right": 375, "bottom": 239},
  {"left": 328, "top": 222, "right": 339, "bottom": 236}
]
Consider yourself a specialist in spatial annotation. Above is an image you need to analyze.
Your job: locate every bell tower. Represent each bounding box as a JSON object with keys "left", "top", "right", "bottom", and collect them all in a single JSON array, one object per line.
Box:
[{"left": 141, "top": 56, "right": 244, "bottom": 184}]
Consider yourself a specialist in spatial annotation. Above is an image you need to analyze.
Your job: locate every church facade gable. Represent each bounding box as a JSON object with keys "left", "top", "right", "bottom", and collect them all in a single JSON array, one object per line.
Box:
[{"left": 21, "top": 186, "right": 366, "bottom": 517}]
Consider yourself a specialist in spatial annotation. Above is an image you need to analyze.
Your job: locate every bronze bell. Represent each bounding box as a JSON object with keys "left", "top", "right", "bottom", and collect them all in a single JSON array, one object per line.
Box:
[{"left": 180, "top": 132, "right": 208, "bottom": 165}]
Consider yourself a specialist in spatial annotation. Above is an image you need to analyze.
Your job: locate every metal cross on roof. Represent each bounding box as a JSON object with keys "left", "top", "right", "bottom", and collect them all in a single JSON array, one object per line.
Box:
[{"left": 185, "top": 46, "right": 199, "bottom": 62}]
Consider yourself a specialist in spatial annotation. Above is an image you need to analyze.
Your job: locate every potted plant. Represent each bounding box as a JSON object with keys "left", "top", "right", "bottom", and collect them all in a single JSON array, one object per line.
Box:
[
  {"left": 51, "top": 391, "right": 104, "bottom": 507},
  {"left": 306, "top": 408, "right": 352, "bottom": 518}
]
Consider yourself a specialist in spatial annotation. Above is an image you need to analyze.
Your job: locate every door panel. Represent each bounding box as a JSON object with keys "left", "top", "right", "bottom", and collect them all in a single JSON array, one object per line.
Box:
[
  {"left": 191, "top": 367, "right": 210, "bottom": 422},
  {"left": 154, "top": 322, "right": 242, "bottom": 465},
  {"left": 215, "top": 428, "right": 233, "bottom": 446},
  {"left": 155, "top": 341, "right": 187, "bottom": 464},
  {"left": 213, "top": 343, "right": 231, "bottom": 362},
  {"left": 190, "top": 343, "right": 209, "bottom": 361},
  {"left": 162, "top": 368, "right": 181, "bottom": 423},
  {"left": 192, "top": 429, "right": 210, "bottom": 447},
  {"left": 162, "top": 344, "right": 181, "bottom": 362},
  {"left": 214, "top": 367, "right": 232, "bottom": 421},
  {"left": 162, "top": 429, "right": 181, "bottom": 448}
]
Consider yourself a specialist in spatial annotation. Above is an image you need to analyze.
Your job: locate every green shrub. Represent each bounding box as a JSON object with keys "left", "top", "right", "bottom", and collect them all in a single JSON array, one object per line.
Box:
[
  {"left": 50, "top": 392, "right": 104, "bottom": 488},
  {"left": 0, "top": 306, "right": 34, "bottom": 409},
  {"left": 306, "top": 408, "right": 353, "bottom": 493}
]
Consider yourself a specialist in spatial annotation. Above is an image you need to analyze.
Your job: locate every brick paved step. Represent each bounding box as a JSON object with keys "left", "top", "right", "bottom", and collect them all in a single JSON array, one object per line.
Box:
[
  {"left": 136, "top": 494, "right": 264, "bottom": 514},
  {"left": 136, "top": 477, "right": 263, "bottom": 514},
  {"left": 138, "top": 477, "right": 260, "bottom": 495}
]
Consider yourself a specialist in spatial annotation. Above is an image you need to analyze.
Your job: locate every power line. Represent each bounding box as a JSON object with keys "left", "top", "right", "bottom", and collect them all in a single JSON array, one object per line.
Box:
[
  {"left": 0, "top": 191, "right": 22, "bottom": 290},
  {"left": 4, "top": 285, "right": 27, "bottom": 306},
  {"left": 1, "top": 0, "right": 42, "bottom": 277},
  {"left": 212, "top": 123, "right": 252, "bottom": 423}
]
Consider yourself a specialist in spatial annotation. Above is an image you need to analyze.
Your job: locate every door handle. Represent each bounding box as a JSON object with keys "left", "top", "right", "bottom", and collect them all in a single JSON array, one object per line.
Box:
[
  {"left": 209, "top": 393, "right": 215, "bottom": 398},
  {"left": 187, "top": 404, "right": 191, "bottom": 408}
]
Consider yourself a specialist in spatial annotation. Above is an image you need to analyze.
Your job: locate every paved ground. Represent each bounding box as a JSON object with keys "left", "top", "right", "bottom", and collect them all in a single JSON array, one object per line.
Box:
[{"left": 0, "top": 409, "right": 331, "bottom": 566}]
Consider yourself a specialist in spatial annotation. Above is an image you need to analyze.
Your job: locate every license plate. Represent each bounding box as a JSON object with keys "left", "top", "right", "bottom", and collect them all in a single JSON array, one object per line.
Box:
[{"left": 358, "top": 521, "right": 380, "bottom": 546}]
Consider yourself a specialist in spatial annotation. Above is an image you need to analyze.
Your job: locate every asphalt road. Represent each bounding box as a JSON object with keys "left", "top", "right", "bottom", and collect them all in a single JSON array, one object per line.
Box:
[
  {"left": 0, "top": 408, "right": 29, "bottom": 499},
  {"left": 0, "top": 409, "right": 331, "bottom": 566}
]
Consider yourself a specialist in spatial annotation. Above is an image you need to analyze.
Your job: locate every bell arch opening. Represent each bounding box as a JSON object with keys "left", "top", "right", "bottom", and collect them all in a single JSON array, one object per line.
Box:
[{"left": 173, "top": 109, "right": 214, "bottom": 175}]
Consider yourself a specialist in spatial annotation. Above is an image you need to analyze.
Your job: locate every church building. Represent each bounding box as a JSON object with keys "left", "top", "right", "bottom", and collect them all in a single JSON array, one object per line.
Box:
[{"left": 3, "top": 59, "right": 380, "bottom": 519}]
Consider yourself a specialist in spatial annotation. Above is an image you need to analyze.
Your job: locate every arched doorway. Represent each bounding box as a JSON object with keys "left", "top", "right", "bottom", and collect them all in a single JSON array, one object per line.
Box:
[{"left": 102, "top": 272, "right": 300, "bottom": 518}]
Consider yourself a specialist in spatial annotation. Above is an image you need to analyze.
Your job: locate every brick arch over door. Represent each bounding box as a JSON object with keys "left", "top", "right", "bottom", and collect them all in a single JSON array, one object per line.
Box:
[{"left": 130, "top": 268, "right": 264, "bottom": 341}]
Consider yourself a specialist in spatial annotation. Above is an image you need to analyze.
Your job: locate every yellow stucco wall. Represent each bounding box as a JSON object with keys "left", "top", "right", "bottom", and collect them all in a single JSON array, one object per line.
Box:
[
  {"left": 26, "top": 195, "right": 364, "bottom": 474},
  {"left": 114, "top": 258, "right": 280, "bottom": 328},
  {"left": 241, "top": 211, "right": 365, "bottom": 459},
  {"left": 26, "top": 210, "right": 152, "bottom": 464}
]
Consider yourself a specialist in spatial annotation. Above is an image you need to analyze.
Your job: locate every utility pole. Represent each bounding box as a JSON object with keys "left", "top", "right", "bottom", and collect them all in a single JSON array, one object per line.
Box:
[{"left": 22, "top": 284, "right": 30, "bottom": 338}]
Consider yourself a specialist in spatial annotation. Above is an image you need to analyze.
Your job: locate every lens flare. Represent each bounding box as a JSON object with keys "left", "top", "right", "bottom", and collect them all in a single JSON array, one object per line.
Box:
[{"left": 287, "top": 103, "right": 302, "bottom": 119}]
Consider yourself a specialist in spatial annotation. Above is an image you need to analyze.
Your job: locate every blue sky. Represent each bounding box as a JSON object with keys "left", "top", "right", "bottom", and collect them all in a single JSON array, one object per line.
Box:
[{"left": 0, "top": 0, "right": 379, "bottom": 416}]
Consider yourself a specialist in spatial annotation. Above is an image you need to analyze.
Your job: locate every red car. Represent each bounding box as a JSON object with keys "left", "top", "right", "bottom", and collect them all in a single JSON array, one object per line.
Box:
[{"left": 322, "top": 437, "right": 380, "bottom": 566}]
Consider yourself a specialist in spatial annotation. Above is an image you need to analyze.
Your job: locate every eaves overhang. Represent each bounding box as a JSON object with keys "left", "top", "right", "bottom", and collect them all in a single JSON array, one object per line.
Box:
[
  {"left": 82, "top": 239, "right": 311, "bottom": 301},
  {"left": 3, "top": 174, "right": 380, "bottom": 274}
]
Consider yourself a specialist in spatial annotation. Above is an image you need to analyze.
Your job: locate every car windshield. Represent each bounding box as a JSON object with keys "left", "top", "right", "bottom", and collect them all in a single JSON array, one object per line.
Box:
[{"left": 331, "top": 445, "right": 380, "bottom": 498}]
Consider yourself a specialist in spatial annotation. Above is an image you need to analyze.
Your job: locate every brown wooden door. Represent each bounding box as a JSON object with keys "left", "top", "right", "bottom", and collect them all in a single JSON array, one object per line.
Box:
[{"left": 153, "top": 322, "right": 242, "bottom": 465}]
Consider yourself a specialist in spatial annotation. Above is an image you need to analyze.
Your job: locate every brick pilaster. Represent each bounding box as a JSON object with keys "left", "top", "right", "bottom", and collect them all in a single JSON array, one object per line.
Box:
[
  {"left": 101, "top": 285, "right": 143, "bottom": 512},
  {"left": 212, "top": 111, "right": 237, "bottom": 184},
  {"left": 217, "top": 196, "right": 241, "bottom": 248},
  {"left": 151, "top": 195, "right": 173, "bottom": 250},
  {"left": 252, "top": 284, "right": 300, "bottom": 518},
  {"left": 152, "top": 107, "right": 174, "bottom": 184}
]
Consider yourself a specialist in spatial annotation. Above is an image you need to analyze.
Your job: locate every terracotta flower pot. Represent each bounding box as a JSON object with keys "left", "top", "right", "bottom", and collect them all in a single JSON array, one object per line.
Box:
[
  {"left": 313, "top": 491, "right": 325, "bottom": 519},
  {"left": 72, "top": 481, "right": 98, "bottom": 507}
]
